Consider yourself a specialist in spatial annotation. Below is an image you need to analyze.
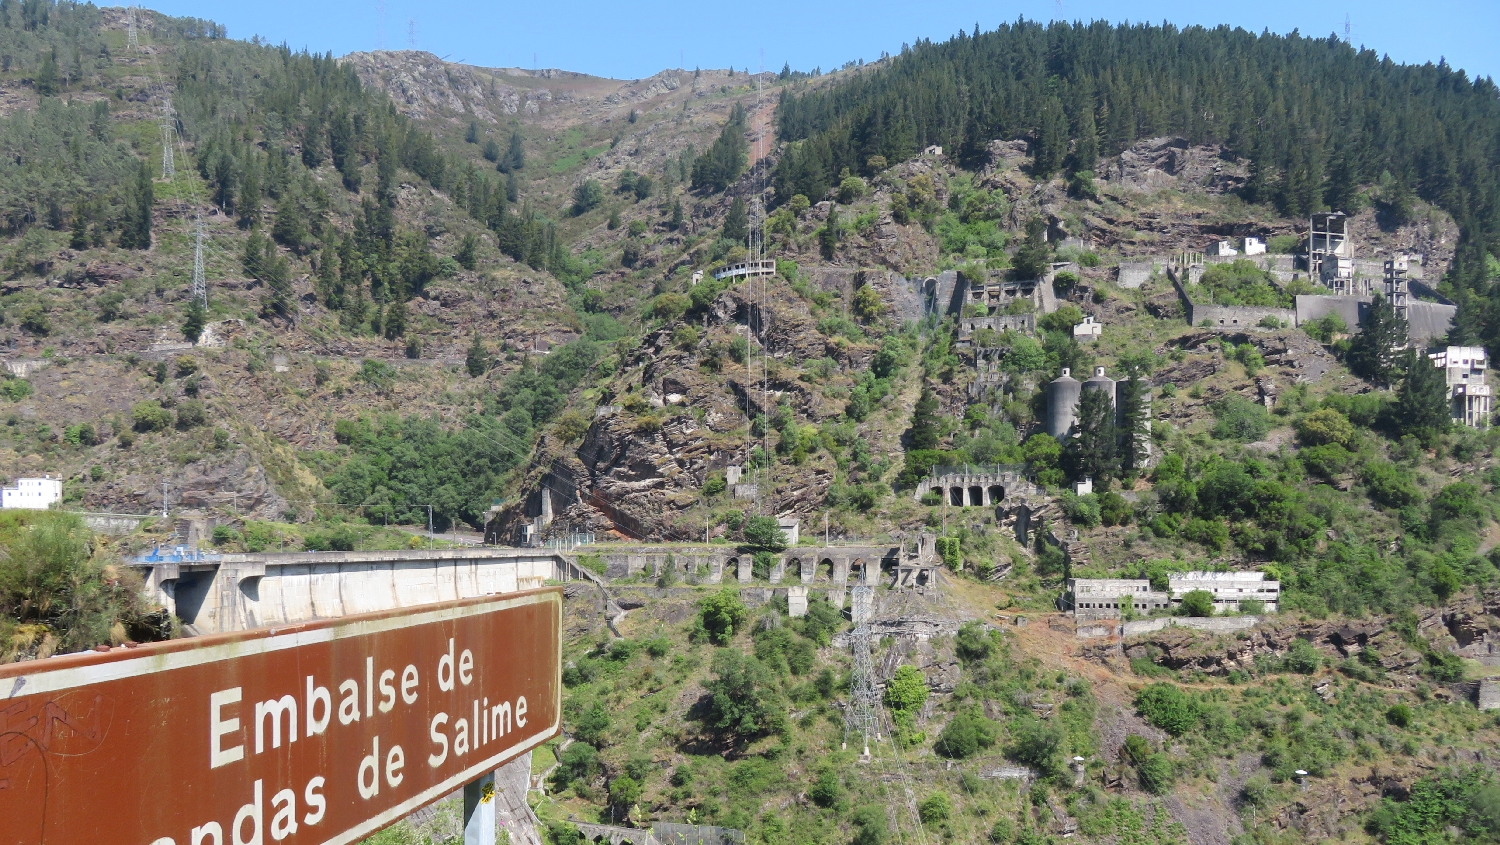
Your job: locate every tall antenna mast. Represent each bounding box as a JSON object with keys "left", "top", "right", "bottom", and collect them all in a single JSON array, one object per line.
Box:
[
  {"left": 192, "top": 217, "right": 206, "bottom": 309},
  {"left": 126, "top": 6, "right": 139, "bottom": 51}
]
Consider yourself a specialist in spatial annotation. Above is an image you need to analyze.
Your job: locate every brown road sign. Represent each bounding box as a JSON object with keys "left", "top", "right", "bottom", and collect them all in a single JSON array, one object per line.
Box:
[{"left": 0, "top": 587, "right": 561, "bottom": 845}]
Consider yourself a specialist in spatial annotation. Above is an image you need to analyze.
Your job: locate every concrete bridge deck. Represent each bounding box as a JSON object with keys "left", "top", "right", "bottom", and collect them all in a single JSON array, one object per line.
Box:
[{"left": 131, "top": 548, "right": 579, "bottom": 635}]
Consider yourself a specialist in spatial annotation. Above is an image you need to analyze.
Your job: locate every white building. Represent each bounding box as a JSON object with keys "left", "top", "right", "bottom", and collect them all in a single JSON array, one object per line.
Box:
[
  {"left": 1206, "top": 239, "right": 1239, "bottom": 257},
  {"left": 1066, "top": 578, "right": 1171, "bottom": 618},
  {"left": 1430, "top": 346, "right": 1492, "bottom": 428},
  {"left": 1168, "top": 571, "right": 1280, "bottom": 613},
  {"left": 2, "top": 475, "right": 61, "bottom": 510},
  {"left": 1072, "top": 315, "right": 1103, "bottom": 338},
  {"left": 1243, "top": 237, "right": 1267, "bottom": 256}
]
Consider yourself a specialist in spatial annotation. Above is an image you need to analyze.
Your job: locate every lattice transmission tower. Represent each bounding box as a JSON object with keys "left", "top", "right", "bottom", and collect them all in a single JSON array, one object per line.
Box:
[
  {"left": 159, "top": 98, "right": 175, "bottom": 181},
  {"left": 126, "top": 6, "right": 139, "bottom": 51},
  {"left": 842, "top": 586, "right": 882, "bottom": 755},
  {"left": 192, "top": 217, "right": 206, "bottom": 308}
]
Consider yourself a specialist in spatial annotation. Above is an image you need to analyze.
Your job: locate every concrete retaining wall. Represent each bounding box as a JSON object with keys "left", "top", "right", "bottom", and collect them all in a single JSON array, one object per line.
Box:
[
  {"left": 1078, "top": 615, "right": 1263, "bottom": 639},
  {"left": 75, "top": 511, "right": 154, "bottom": 535},
  {"left": 1481, "top": 678, "right": 1500, "bottom": 711}
]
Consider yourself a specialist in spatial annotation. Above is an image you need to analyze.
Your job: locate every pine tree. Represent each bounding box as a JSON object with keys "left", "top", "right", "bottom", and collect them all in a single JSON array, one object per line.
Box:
[
  {"left": 906, "top": 385, "right": 940, "bottom": 450},
  {"left": 315, "top": 242, "right": 341, "bottom": 308},
  {"left": 181, "top": 298, "right": 206, "bottom": 343},
  {"left": 505, "top": 170, "right": 520, "bottom": 203},
  {"left": 1033, "top": 97, "right": 1069, "bottom": 178},
  {"left": 483, "top": 139, "right": 500, "bottom": 163},
  {"left": 1394, "top": 349, "right": 1451, "bottom": 436},
  {"left": 383, "top": 298, "right": 407, "bottom": 339},
  {"left": 69, "top": 202, "right": 89, "bottom": 250},
  {"left": 35, "top": 49, "right": 59, "bottom": 97},
  {"left": 466, "top": 334, "right": 489, "bottom": 377},
  {"left": 118, "top": 161, "right": 152, "bottom": 250},
  {"left": 1117, "top": 378, "right": 1150, "bottom": 474},
  {"left": 1347, "top": 293, "right": 1407, "bottom": 387},
  {"left": 1011, "top": 216, "right": 1051, "bottom": 281},
  {"left": 500, "top": 131, "right": 525, "bottom": 173},
  {"left": 691, "top": 104, "right": 749, "bottom": 192},
  {"left": 1064, "top": 388, "right": 1118, "bottom": 485},
  {"left": 819, "top": 203, "right": 839, "bottom": 259},
  {"left": 1070, "top": 104, "right": 1098, "bottom": 175},
  {"left": 465, "top": 121, "right": 480, "bottom": 144},
  {"left": 722, "top": 197, "right": 748, "bottom": 242},
  {"left": 670, "top": 198, "right": 684, "bottom": 231}
]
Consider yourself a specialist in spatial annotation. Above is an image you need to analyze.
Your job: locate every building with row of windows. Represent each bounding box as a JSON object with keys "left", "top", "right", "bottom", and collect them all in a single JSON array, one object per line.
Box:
[
  {"left": 2, "top": 475, "right": 61, "bottom": 510},
  {"left": 1065, "top": 571, "right": 1281, "bottom": 619}
]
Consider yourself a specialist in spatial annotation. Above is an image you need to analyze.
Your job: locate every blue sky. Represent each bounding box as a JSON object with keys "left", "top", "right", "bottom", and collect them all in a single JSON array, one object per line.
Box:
[{"left": 148, "top": 0, "right": 1499, "bottom": 83}]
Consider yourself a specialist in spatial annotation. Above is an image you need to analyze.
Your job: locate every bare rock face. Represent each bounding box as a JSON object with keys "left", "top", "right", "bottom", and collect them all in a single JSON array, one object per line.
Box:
[
  {"left": 1104, "top": 136, "right": 1250, "bottom": 194},
  {"left": 342, "top": 51, "right": 548, "bottom": 121}
]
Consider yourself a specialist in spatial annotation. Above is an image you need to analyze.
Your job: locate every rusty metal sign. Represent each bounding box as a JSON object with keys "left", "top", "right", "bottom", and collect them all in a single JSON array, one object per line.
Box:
[{"left": 0, "top": 587, "right": 561, "bottom": 845}]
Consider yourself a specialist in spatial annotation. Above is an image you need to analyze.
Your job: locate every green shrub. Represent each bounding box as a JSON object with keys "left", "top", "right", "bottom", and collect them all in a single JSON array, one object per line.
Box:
[
  {"left": 918, "top": 792, "right": 951, "bottom": 824},
  {"left": 1284, "top": 638, "right": 1321, "bottom": 673},
  {"left": 1134, "top": 684, "right": 1201, "bottom": 736},
  {"left": 1136, "top": 753, "right": 1175, "bottom": 794},
  {"left": 1386, "top": 704, "right": 1413, "bottom": 728},
  {"left": 1211, "top": 395, "right": 1272, "bottom": 442},
  {"left": 704, "top": 650, "right": 786, "bottom": 741},
  {"left": 809, "top": 768, "right": 844, "bottom": 809},
  {"left": 1005, "top": 716, "right": 1064, "bottom": 778},
  {"left": 851, "top": 806, "right": 888, "bottom": 845},
  {"left": 935, "top": 711, "right": 997, "bottom": 759},
  {"left": 1299, "top": 443, "right": 1353, "bottom": 478},
  {"left": 1179, "top": 589, "right": 1215, "bottom": 617},
  {"left": 0, "top": 378, "right": 33, "bottom": 401},
  {"left": 884, "top": 665, "right": 929, "bottom": 713},
  {"left": 697, "top": 588, "right": 748, "bottom": 645},
  {"left": 1361, "top": 461, "right": 1422, "bottom": 509},
  {"left": 175, "top": 399, "right": 208, "bottom": 429},
  {"left": 130, "top": 400, "right": 172, "bottom": 432}
]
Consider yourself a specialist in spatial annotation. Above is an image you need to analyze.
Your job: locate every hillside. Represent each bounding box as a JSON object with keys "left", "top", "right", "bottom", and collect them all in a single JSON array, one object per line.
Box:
[{"left": 2, "top": 7, "right": 1500, "bottom": 845}]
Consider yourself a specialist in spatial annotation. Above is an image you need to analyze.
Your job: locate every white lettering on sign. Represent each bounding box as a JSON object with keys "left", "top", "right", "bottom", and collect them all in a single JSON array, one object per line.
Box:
[
  {"left": 137, "top": 614, "right": 551, "bottom": 845},
  {"left": 255, "top": 695, "right": 297, "bottom": 753},
  {"left": 211, "top": 688, "right": 244, "bottom": 769}
]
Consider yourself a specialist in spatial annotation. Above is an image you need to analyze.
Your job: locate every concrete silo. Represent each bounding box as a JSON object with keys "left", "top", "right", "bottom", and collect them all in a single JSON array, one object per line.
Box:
[
  {"left": 1047, "top": 368, "right": 1082, "bottom": 439},
  {"left": 1082, "top": 366, "right": 1116, "bottom": 409}
]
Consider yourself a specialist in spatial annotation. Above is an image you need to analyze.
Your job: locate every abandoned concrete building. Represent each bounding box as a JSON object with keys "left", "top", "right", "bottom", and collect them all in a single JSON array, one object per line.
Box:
[
  {"left": 1168, "top": 571, "right": 1281, "bottom": 613},
  {"left": 1430, "top": 346, "right": 1492, "bottom": 428},
  {"left": 1309, "top": 211, "right": 1360, "bottom": 293},
  {"left": 1065, "top": 571, "right": 1280, "bottom": 619},
  {"left": 1064, "top": 578, "right": 1171, "bottom": 619}
]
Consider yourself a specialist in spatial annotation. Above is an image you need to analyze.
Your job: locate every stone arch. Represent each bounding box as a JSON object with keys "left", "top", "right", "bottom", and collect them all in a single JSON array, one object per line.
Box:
[
  {"left": 968, "top": 486, "right": 984, "bottom": 506},
  {"left": 819, "top": 558, "right": 835, "bottom": 581},
  {"left": 949, "top": 486, "right": 964, "bottom": 506},
  {"left": 988, "top": 485, "right": 1005, "bottom": 504}
]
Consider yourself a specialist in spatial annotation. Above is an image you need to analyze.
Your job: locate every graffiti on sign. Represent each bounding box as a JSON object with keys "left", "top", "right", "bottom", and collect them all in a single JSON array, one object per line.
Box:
[{"left": 0, "top": 587, "right": 561, "bottom": 845}]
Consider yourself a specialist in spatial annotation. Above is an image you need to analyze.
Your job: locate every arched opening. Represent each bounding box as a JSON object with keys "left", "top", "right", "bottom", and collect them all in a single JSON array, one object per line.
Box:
[
  {"left": 949, "top": 487, "right": 964, "bottom": 506},
  {"left": 968, "top": 486, "right": 984, "bottom": 506},
  {"left": 988, "top": 485, "right": 1005, "bottom": 503},
  {"left": 819, "top": 558, "right": 834, "bottom": 581}
]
